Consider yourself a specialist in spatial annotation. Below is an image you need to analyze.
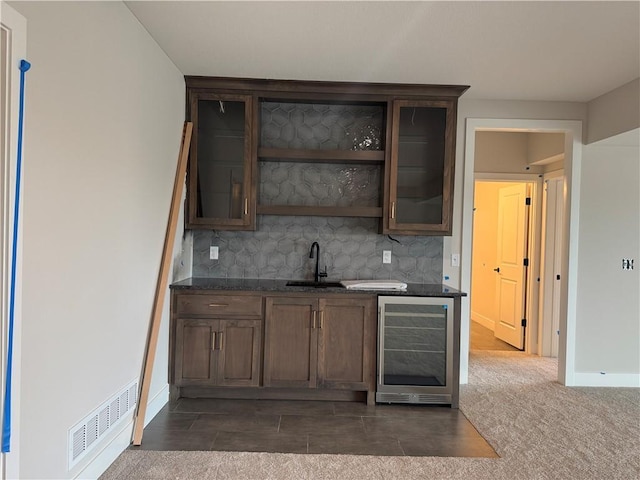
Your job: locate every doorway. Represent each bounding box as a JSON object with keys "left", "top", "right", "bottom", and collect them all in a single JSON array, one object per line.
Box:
[
  {"left": 460, "top": 118, "right": 581, "bottom": 386},
  {"left": 471, "top": 180, "right": 536, "bottom": 351}
]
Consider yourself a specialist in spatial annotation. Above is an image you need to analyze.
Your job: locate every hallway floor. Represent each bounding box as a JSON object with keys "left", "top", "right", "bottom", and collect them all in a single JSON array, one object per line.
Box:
[
  {"left": 133, "top": 398, "right": 498, "bottom": 457},
  {"left": 470, "top": 320, "right": 520, "bottom": 351}
]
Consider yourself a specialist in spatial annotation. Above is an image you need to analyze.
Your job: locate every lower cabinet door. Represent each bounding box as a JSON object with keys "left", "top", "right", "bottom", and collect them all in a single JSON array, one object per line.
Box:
[
  {"left": 317, "top": 297, "right": 375, "bottom": 390},
  {"left": 217, "top": 319, "right": 262, "bottom": 387},
  {"left": 263, "top": 297, "right": 317, "bottom": 388},
  {"left": 175, "top": 318, "right": 262, "bottom": 387},
  {"left": 175, "top": 318, "right": 217, "bottom": 386}
]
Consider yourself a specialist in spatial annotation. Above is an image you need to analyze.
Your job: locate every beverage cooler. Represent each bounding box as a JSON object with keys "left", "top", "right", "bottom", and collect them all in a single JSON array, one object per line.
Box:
[{"left": 376, "top": 296, "right": 455, "bottom": 405}]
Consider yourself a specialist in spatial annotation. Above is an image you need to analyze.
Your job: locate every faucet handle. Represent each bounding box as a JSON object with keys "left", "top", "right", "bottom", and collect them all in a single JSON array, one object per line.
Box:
[{"left": 319, "top": 266, "right": 328, "bottom": 279}]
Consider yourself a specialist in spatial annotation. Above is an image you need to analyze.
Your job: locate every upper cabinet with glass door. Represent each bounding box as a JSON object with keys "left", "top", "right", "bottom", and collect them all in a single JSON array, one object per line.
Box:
[
  {"left": 184, "top": 77, "right": 467, "bottom": 234},
  {"left": 186, "top": 93, "right": 254, "bottom": 230},
  {"left": 384, "top": 100, "right": 458, "bottom": 235}
]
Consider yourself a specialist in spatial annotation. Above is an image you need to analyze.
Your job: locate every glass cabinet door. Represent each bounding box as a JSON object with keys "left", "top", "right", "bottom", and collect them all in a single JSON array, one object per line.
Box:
[
  {"left": 187, "top": 93, "right": 254, "bottom": 229},
  {"left": 387, "top": 100, "right": 456, "bottom": 235}
]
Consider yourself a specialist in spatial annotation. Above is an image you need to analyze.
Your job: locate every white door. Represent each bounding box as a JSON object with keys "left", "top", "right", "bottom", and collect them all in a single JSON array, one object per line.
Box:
[
  {"left": 550, "top": 179, "right": 563, "bottom": 357},
  {"left": 540, "top": 177, "right": 564, "bottom": 357},
  {"left": 494, "top": 183, "right": 529, "bottom": 349}
]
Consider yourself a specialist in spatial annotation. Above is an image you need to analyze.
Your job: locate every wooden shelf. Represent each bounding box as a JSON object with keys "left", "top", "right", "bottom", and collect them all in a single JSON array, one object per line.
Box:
[
  {"left": 258, "top": 148, "right": 385, "bottom": 164},
  {"left": 257, "top": 205, "right": 382, "bottom": 218}
]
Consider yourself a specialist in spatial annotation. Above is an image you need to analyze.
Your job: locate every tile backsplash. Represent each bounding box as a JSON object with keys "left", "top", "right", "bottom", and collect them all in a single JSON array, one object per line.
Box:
[
  {"left": 259, "top": 162, "right": 381, "bottom": 207},
  {"left": 192, "top": 216, "right": 442, "bottom": 284}
]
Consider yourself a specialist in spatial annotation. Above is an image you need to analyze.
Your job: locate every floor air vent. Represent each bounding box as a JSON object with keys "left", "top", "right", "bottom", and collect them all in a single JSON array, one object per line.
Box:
[
  {"left": 68, "top": 379, "right": 138, "bottom": 470},
  {"left": 376, "top": 392, "right": 452, "bottom": 405}
]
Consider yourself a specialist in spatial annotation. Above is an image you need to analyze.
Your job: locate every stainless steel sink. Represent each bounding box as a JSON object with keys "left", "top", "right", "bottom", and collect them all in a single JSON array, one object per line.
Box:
[{"left": 286, "top": 280, "right": 344, "bottom": 288}]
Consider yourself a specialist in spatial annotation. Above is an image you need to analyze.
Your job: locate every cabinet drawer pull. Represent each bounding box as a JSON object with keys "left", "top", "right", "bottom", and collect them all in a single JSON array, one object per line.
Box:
[
  {"left": 391, "top": 201, "right": 396, "bottom": 220},
  {"left": 312, "top": 310, "right": 317, "bottom": 329},
  {"left": 211, "top": 331, "right": 217, "bottom": 351},
  {"left": 319, "top": 310, "right": 324, "bottom": 329},
  {"left": 244, "top": 198, "right": 248, "bottom": 215},
  {"left": 208, "top": 303, "right": 228, "bottom": 308}
]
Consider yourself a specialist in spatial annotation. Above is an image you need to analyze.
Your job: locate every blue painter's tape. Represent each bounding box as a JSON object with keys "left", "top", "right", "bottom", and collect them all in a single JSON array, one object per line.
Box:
[{"left": 2, "top": 59, "right": 30, "bottom": 453}]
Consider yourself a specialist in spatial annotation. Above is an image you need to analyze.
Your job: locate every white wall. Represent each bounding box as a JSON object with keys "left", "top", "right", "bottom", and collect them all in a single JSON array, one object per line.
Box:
[
  {"left": 11, "top": 2, "right": 184, "bottom": 478},
  {"left": 528, "top": 132, "right": 564, "bottom": 164},
  {"left": 587, "top": 78, "right": 640, "bottom": 144},
  {"left": 543, "top": 159, "right": 564, "bottom": 174},
  {"left": 474, "top": 131, "right": 543, "bottom": 174},
  {"left": 575, "top": 138, "right": 640, "bottom": 384}
]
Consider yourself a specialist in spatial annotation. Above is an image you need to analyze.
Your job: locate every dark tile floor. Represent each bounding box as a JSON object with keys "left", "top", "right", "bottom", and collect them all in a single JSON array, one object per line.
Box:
[{"left": 133, "top": 398, "right": 498, "bottom": 457}]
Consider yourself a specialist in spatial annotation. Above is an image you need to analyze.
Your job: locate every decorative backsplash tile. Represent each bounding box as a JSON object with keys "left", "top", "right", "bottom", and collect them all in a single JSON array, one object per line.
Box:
[
  {"left": 192, "top": 216, "right": 442, "bottom": 284},
  {"left": 261, "top": 102, "right": 384, "bottom": 151},
  {"left": 259, "top": 163, "right": 381, "bottom": 207}
]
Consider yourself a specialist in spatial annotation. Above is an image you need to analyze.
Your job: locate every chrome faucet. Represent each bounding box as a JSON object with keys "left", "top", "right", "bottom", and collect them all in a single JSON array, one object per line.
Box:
[{"left": 309, "top": 242, "right": 327, "bottom": 283}]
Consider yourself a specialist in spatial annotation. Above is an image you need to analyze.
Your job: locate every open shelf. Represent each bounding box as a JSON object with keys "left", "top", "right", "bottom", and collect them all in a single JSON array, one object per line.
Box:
[
  {"left": 257, "top": 205, "right": 383, "bottom": 217},
  {"left": 258, "top": 148, "right": 385, "bottom": 164}
]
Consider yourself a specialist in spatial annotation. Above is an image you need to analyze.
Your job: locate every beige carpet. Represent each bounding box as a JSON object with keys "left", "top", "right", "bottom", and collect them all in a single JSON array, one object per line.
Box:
[{"left": 100, "top": 351, "right": 640, "bottom": 479}]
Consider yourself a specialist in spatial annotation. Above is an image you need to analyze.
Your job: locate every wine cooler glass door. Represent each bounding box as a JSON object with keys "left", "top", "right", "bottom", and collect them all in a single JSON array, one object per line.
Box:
[{"left": 379, "top": 297, "right": 453, "bottom": 393}]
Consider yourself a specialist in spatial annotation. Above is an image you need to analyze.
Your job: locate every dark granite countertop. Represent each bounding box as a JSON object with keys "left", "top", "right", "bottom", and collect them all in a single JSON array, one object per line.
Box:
[{"left": 170, "top": 277, "right": 466, "bottom": 298}]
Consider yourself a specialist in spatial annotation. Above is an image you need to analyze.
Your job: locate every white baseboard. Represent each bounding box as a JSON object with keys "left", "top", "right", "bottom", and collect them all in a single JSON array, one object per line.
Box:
[
  {"left": 73, "top": 384, "right": 169, "bottom": 480},
  {"left": 471, "top": 312, "right": 495, "bottom": 331},
  {"left": 572, "top": 372, "right": 640, "bottom": 387}
]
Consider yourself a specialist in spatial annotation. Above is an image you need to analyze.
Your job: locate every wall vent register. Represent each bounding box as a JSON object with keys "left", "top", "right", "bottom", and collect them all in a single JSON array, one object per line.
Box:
[{"left": 67, "top": 379, "right": 138, "bottom": 470}]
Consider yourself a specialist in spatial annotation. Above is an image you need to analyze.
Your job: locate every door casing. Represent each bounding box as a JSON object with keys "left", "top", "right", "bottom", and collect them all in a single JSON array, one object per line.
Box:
[
  {"left": 461, "top": 118, "right": 583, "bottom": 387},
  {"left": 1, "top": 5, "right": 27, "bottom": 479}
]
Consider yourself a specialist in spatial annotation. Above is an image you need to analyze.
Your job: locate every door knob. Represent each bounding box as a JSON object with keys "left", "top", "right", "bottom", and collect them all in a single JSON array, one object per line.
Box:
[{"left": 493, "top": 267, "right": 500, "bottom": 273}]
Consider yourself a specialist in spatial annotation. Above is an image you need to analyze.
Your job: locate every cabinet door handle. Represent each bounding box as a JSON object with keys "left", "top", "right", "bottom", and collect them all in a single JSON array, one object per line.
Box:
[
  {"left": 244, "top": 197, "right": 248, "bottom": 215},
  {"left": 218, "top": 331, "right": 224, "bottom": 350},
  {"left": 319, "top": 310, "right": 325, "bottom": 329},
  {"left": 312, "top": 310, "right": 317, "bottom": 329},
  {"left": 391, "top": 201, "right": 396, "bottom": 220},
  {"left": 211, "top": 331, "right": 217, "bottom": 351},
  {"left": 208, "top": 303, "right": 228, "bottom": 308}
]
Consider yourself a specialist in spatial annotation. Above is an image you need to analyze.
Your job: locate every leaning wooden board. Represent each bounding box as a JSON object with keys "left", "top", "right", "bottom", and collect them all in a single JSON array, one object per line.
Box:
[{"left": 132, "top": 121, "right": 192, "bottom": 445}]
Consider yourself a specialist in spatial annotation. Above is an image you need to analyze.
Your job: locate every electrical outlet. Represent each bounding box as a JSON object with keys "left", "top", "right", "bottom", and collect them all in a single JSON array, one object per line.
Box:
[
  {"left": 210, "top": 246, "right": 219, "bottom": 260},
  {"left": 383, "top": 250, "right": 392, "bottom": 264},
  {"left": 451, "top": 254, "right": 460, "bottom": 267},
  {"left": 622, "top": 258, "right": 634, "bottom": 270}
]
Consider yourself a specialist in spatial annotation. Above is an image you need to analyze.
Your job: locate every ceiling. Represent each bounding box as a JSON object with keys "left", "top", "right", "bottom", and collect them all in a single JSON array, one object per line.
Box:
[{"left": 125, "top": 1, "right": 639, "bottom": 103}]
